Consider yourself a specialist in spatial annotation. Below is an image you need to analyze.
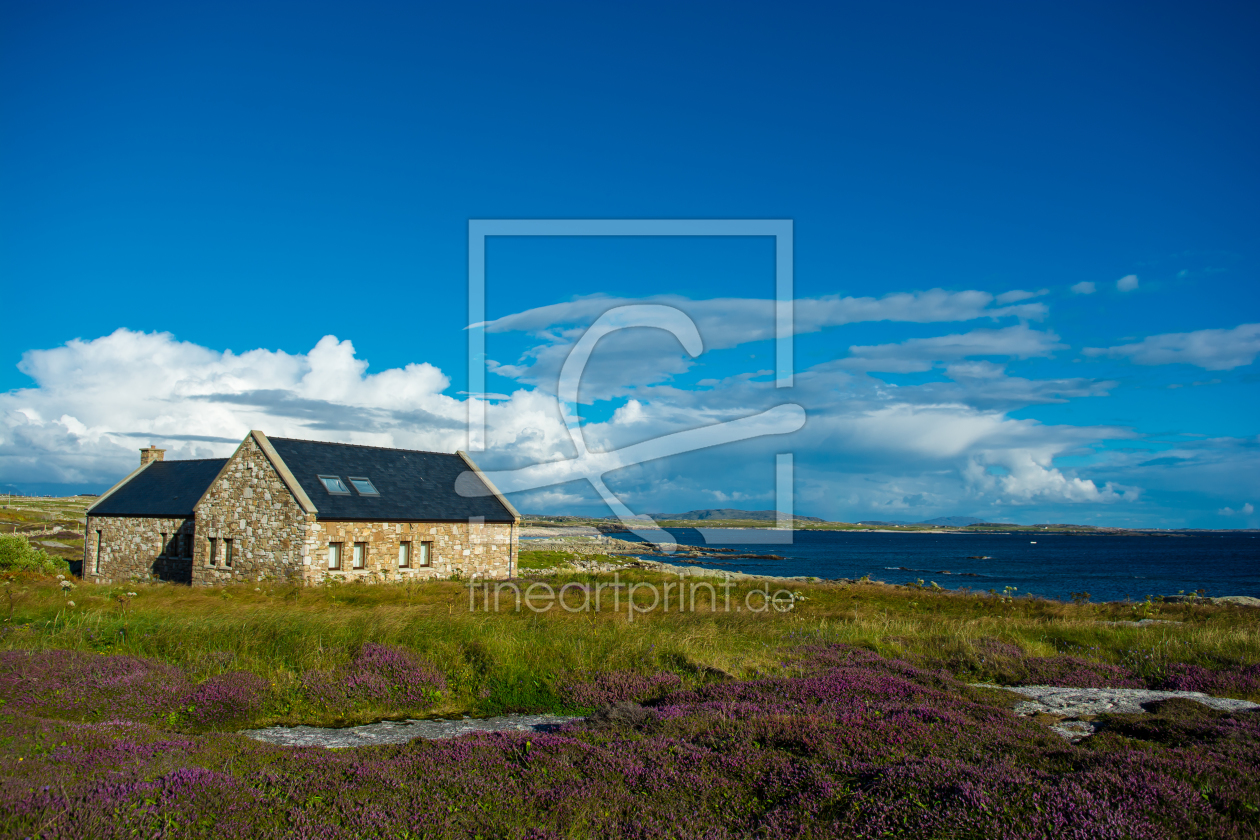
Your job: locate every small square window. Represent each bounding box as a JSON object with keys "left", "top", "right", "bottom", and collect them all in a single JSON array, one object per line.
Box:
[
  {"left": 318, "top": 475, "right": 351, "bottom": 494},
  {"left": 348, "top": 477, "right": 378, "bottom": 495}
]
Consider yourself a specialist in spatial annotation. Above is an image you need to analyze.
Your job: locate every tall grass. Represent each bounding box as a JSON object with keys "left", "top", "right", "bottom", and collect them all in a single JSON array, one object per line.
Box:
[{"left": 2, "top": 569, "right": 1257, "bottom": 726}]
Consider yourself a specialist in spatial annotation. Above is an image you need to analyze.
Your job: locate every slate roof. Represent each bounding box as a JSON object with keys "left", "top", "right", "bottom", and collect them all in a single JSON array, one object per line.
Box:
[
  {"left": 267, "top": 437, "right": 516, "bottom": 522},
  {"left": 88, "top": 459, "right": 228, "bottom": 517}
]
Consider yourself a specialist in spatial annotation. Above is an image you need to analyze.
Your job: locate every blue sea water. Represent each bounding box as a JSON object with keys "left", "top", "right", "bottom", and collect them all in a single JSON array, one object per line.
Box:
[{"left": 609, "top": 529, "right": 1260, "bottom": 603}]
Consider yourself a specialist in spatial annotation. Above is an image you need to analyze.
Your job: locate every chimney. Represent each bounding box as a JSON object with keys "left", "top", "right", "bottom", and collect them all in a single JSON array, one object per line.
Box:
[{"left": 140, "top": 445, "right": 165, "bottom": 466}]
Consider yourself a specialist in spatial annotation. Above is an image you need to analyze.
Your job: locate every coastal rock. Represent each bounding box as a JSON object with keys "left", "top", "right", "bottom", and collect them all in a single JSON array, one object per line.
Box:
[
  {"left": 1160, "top": 595, "right": 1260, "bottom": 607},
  {"left": 974, "top": 684, "right": 1260, "bottom": 741},
  {"left": 1005, "top": 685, "right": 1258, "bottom": 717},
  {"left": 1098, "top": 619, "right": 1183, "bottom": 627},
  {"left": 1212, "top": 595, "right": 1260, "bottom": 607},
  {"left": 241, "top": 713, "right": 579, "bottom": 749}
]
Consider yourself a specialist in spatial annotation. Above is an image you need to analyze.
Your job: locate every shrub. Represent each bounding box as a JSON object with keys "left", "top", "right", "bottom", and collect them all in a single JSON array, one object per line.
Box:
[
  {"left": 558, "top": 670, "right": 684, "bottom": 708},
  {"left": 1013, "top": 655, "right": 1144, "bottom": 688},
  {"left": 1156, "top": 663, "right": 1260, "bottom": 698},
  {"left": 0, "top": 649, "right": 190, "bottom": 721},
  {"left": 186, "top": 671, "right": 269, "bottom": 727},
  {"left": 0, "top": 533, "right": 69, "bottom": 575},
  {"left": 302, "top": 643, "right": 445, "bottom": 712}
]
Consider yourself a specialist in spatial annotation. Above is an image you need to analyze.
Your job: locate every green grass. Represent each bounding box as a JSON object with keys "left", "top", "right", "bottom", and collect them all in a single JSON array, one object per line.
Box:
[
  {"left": 0, "top": 495, "right": 93, "bottom": 562},
  {"left": 2, "top": 570, "right": 1257, "bottom": 729},
  {"left": 516, "top": 549, "right": 632, "bottom": 570}
]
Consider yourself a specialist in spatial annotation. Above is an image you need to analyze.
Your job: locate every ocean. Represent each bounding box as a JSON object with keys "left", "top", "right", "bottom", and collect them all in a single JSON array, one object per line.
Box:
[{"left": 608, "top": 528, "right": 1260, "bottom": 603}]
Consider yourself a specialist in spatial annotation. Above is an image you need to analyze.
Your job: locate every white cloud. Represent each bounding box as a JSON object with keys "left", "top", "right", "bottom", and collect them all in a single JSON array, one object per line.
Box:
[
  {"left": 2, "top": 329, "right": 478, "bottom": 484},
  {"left": 1083, "top": 323, "right": 1260, "bottom": 370},
  {"left": 2, "top": 324, "right": 1137, "bottom": 519},
  {"left": 1116, "top": 274, "right": 1139, "bottom": 292},
  {"left": 840, "top": 325, "right": 1065, "bottom": 372},
  {"left": 995, "top": 289, "right": 1049, "bottom": 304},
  {"left": 1218, "top": 502, "right": 1255, "bottom": 516},
  {"left": 486, "top": 291, "right": 1050, "bottom": 401},
  {"left": 1070, "top": 281, "right": 1096, "bottom": 295},
  {"left": 479, "top": 289, "right": 1048, "bottom": 341}
]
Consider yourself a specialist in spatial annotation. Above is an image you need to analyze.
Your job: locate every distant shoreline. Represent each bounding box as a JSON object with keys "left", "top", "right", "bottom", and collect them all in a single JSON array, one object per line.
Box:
[{"left": 523, "top": 522, "right": 1260, "bottom": 537}]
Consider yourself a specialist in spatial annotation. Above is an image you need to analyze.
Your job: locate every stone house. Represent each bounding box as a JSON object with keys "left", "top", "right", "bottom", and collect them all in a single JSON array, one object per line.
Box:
[{"left": 84, "top": 431, "right": 519, "bottom": 586}]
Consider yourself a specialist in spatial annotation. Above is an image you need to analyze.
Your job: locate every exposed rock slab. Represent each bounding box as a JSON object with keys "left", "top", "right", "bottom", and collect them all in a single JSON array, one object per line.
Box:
[
  {"left": 1006, "top": 685, "right": 1259, "bottom": 717},
  {"left": 978, "top": 685, "right": 1260, "bottom": 741},
  {"left": 242, "top": 713, "right": 579, "bottom": 749},
  {"left": 1160, "top": 595, "right": 1260, "bottom": 607},
  {"left": 1097, "top": 619, "right": 1183, "bottom": 627}
]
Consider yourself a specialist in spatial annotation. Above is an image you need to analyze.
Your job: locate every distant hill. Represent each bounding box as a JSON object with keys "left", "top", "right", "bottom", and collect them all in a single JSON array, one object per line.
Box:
[
  {"left": 856, "top": 516, "right": 1010, "bottom": 527},
  {"left": 917, "top": 516, "right": 990, "bottom": 527},
  {"left": 646, "top": 509, "right": 827, "bottom": 523}
]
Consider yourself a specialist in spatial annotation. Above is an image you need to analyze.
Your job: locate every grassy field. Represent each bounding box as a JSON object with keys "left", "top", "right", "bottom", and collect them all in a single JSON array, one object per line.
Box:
[
  {"left": 3, "top": 502, "right": 1259, "bottom": 836},
  {"left": 3, "top": 563, "right": 1257, "bottom": 728},
  {"left": 0, "top": 495, "right": 91, "bottom": 566}
]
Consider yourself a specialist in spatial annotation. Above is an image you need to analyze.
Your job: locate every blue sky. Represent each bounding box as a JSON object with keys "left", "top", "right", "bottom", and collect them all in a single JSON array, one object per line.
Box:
[{"left": 1, "top": 0, "right": 1257, "bottom": 527}]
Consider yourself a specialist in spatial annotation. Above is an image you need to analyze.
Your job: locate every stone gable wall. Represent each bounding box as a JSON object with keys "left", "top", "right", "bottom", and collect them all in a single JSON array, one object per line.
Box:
[
  {"left": 192, "top": 436, "right": 313, "bottom": 586},
  {"left": 83, "top": 516, "right": 195, "bottom": 584},
  {"left": 308, "top": 519, "right": 516, "bottom": 585}
]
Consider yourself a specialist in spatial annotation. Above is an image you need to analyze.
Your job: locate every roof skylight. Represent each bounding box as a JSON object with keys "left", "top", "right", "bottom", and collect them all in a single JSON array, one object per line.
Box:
[
  {"left": 318, "top": 475, "right": 351, "bottom": 494},
  {"left": 348, "top": 477, "right": 379, "bottom": 496}
]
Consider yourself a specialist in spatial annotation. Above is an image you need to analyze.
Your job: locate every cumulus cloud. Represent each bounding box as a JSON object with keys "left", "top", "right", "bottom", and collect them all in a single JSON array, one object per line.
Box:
[
  {"left": 1, "top": 322, "right": 1135, "bottom": 519},
  {"left": 1070, "top": 281, "right": 1096, "bottom": 294},
  {"left": 1218, "top": 502, "right": 1255, "bottom": 516},
  {"left": 1, "top": 329, "right": 475, "bottom": 484},
  {"left": 1083, "top": 323, "right": 1260, "bottom": 370},
  {"left": 1116, "top": 274, "right": 1139, "bottom": 292}
]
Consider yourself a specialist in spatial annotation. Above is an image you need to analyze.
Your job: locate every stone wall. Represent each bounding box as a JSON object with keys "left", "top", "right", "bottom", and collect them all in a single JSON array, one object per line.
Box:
[
  {"left": 308, "top": 519, "right": 516, "bottom": 585},
  {"left": 83, "top": 516, "right": 195, "bottom": 584},
  {"left": 192, "top": 435, "right": 313, "bottom": 586}
]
